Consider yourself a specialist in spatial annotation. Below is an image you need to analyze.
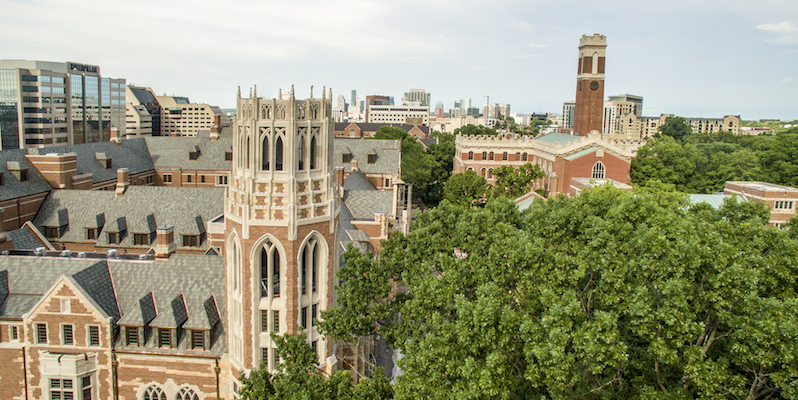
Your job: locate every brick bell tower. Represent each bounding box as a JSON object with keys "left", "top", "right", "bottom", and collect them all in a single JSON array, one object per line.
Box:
[
  {"left": 573, "top": 33, "right": 607, "bottom": 136},
  {"left": 225, "top": 85, "right": 340, "bottom": 381}
]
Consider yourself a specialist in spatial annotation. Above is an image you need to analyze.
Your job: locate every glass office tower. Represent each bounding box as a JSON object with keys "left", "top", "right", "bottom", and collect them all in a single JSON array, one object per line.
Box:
[{"left": 0, "top": 60, "right": 125, "bottom": 149}]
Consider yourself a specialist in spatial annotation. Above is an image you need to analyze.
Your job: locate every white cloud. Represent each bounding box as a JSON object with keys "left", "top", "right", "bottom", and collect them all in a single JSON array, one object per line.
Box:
[
  {"left": 781, "top": 77, "right": 796, "bottom": 83},
  {"left": 756, "top": 21, "right": 798, "bottom": 33}
]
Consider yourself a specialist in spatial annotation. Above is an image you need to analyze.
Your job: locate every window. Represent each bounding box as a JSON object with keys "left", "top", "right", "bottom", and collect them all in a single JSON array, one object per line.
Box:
[
  {"left": 774, "top": 201, "right": 794, "bottom": 210},
  {"left": 62, "top": 324, "right": 74, "bottom": 345},
  {"left": 81, "top": 376, "right": 92, "bottom": 400},
  {"left": 301, "top": 306, "right": 308, "bottom": 329},
  {"left": 177, "top": 387, "right": 199, "bottom": 400},
  {"left": 133, "top": 233, "right": 149, "bottom": 246},
  {"left": 502, "top": 152, "right": 508, "bottom": 161},
  {"left": 260, "top": 241, "right": 281, "bottom": 298},
  {"left": 143, "top": 385, "right": 166, "bottom": 400},
  {"left": 482, "top": 151, "right": 487, "bottom": 160},
  {"left": 61, "top": 298, "right": 71, "bottom": 313},
  {"left": 10, "top": 325, "right": 19, "bottom": 341},
  {"left": 192, "top": 330, "right": 204, "bottom": 350},
  {"left": 273, "top": 310, "right": 279, "bottom": 333},
  {"left": 261, "top": 137, "right": 270, "bottom": 170},
  {"left": 87, "top": 325, "right": 100, "bottom": 346},
  {"left": 186, "top": 175, "right": 192, "bottom": 183},
  {"left": 342, "top": 153, "right": 351, "bottom": 163},
  {"left": 44, "top": 226, "right": 59, "bottom": 238},
  {"left": 86, "top": 228, "right": 97, "bottom": 240},
  {"left": 261, "top": 310, "right": 268, "bottom": 332},
  {"left": 312, "top": 304, "right": 317, "bottom": 327},
  {"left": 489, "top": 152, "right": 494, "bottom": 161},
  {"left": 126, "top": 326, "right": 138, "bottom": 346},
  {"left": 163, "top": 174, "right": 172, "bottom": 183},
  {"left": 275, "top": 137, "right": 284, "bottom": 171},
  {"left": 0, "top": 172, "right": 3, "bottom": 186},
  {"left": 368, "top": 154, "right": 377, "bottom": 163},
  {"left": 522, "top": 153, "right": 528, "bottom": 161},
  {"left": 261, "top": 348, "right": 269, "bottom": 366},
  {"left": 217, "top": 175, "right": 228, "bottom": 186},
  {"left": 189, "top": 151, "right": 199, "bottom": 160},
  {"left": 50, "top": 378, "right": 74, "bottom": 400},
  {"left": 159, "top": 328, "right": 171, "bottom": 348},
  {"left": 33, "top": 323, "right": 48, "bottom": 345},
  {"left": 467, "top": 151, "right": 474, "bottom": 160},
  {"left": 183, "top": 235, "right": 199, "bottom": 247},
  {"left": 297, "top": 135, "right": 305, "bottom": 170},
  {"left": 310, "top": 136, "right": 317, "bottom": 169},
  {"left": 107, "top": 232, "right": 118, "bottom": 244},
  {"left": 592, "top": 161, "right": 605, "bottom": 179},
  {"left": 384, "top": 178, "right": 390, "bottom": 187},
  {"left": 200, "top": 175, "right": 205, "bottom": 183},
  {"left": 225, "top": 151, "right": 233, "bottom": 161}
]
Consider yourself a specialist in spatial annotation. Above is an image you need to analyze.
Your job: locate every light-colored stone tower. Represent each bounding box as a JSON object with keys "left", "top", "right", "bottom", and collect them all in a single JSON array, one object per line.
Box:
[
  {"left": 573, "top": 33, "right": 607, "bottom": 136},
  {"left": 225, "top": 85, "right": 339, "bottom": 381}
]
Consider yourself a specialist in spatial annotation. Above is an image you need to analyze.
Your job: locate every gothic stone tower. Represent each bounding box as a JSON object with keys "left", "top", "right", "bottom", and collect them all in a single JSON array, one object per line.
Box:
[
  {"left": 225, "top": 85, "right": 339, "bottom": 382},
  {"left": 573, "top": 33, "right": 607, "bottom": 136}
]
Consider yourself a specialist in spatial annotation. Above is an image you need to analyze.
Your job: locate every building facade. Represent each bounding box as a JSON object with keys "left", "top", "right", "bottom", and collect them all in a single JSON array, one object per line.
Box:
[
  {"left": 225, "top": 86, "right": 341, "bottom": 389},
  {"left": 402, "top": 89, "right": 430, "bottom": 107},
  {"left": 0, "top": 60, "right": 126, "bottom": 150},
  {"left": 573, "top": 34, "right": 607, "bottom": 136},
  {"left": 562, "top": 101, "right": 575, "bottom": 130},
  {"left": 602, "top": 94, "right": 642, "bottom": 135},
  {"left": 724, "top": 181, "right": 798, "bottom": 228},
  {"left": 366, "top": 105, "right": 429, "bottom": 125}
]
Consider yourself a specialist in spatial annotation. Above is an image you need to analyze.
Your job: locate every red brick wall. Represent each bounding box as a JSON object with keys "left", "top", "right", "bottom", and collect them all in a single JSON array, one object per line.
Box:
[
  {"left": 557, "top": 151, "right": 630, "bottom": 194},
  {"left": 574, "top": 79, "right": 604, "bottom": 135},
  {"left": 116, "top": 354, "right": 219, "bottom": 400}
]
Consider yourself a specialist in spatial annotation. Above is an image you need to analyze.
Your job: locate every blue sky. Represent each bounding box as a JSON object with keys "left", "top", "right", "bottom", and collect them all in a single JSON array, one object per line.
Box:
[{"left": 2, "top": 0, "right": 797, "bottom": 120}]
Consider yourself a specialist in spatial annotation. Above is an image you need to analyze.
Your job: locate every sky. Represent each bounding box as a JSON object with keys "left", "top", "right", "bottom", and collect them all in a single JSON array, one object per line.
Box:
[{"left": 2, "top": 0, "right": 797, "bottom": 121}]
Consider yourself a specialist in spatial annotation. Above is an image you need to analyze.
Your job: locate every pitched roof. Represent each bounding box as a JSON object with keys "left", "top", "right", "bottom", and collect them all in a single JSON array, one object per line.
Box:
[
  {"left": 26, "top": 139, "right": 155, "bottom": 184},
  {"left": 32, "top": 186, "right": 224, "bottom": 250},
  {"left": 0, "top": 149, "right": 52, "bottom": 201},
  {"left": 343, "top": 190, "right": 394, "bottom": 220},
  {"left": 535, "top": 132, "right": 582, "bottom": 145},
  {"left": 334, "top": 138, "right": 401, "bottom": 175},
  {"left": 688, "top": 194, "right": 746, "bottom": 209},
  {"left": 343, "top": 170, "right": 377, "bottom": 191},
  {"left": 8, "top": 223, "right": 52, "bottom": 250},
  {"left": 145, "top": 136, "right": 233, "bottom": 171}
]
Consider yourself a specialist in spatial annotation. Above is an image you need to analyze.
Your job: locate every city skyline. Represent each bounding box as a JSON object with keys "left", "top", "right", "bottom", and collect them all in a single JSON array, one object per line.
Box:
[{"left": 3, "top": 0, "right": 797, "bottom": 120}]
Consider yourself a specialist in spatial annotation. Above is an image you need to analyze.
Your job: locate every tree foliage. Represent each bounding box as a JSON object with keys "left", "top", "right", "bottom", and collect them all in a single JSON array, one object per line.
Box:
[
  {"left": 631, "top": 131, "right": 798, "bottom": 193},
  {"left": 323, "top": 188, "right": 798, "bottom": 400},
  {"left": 442, "top": 170, "right": 488, "bottom": 207},
  {"left": 658, "top": 116, "right": 693, "bottom": 141},
  {"left": 489, "top": 162, "right": 545, "bottom": 199},
  {"left": 454, "top": 124, "right": 498, "bottom": 136},
  {"left": 240, "top": 332, "right": 394, "bottom": 400}
]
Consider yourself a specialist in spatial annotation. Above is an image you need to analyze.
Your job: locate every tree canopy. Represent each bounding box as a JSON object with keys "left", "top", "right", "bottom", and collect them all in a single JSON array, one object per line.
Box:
[
  {"left": 454, "top": 124, "right": 499, "bottom": 136},
  {"left": 442, "top": 170, "right": 488, "bottom": 207},
  {"left": 632, "top": 131, "right": 798, "bottom": 193},
  {"left": 322, "top": 187, "right": 798, "bottom": 399},
  {"left": 658, "top": 116, "right": 693, "bottom": 141}
]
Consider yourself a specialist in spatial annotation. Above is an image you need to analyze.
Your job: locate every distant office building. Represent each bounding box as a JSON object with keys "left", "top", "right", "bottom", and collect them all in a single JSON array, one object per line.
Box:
[
  {"left": 351, "top": 90, "right": 356, "bottom": 109},
  {"left": 562, "top": 101, "right": 575, "bottom": 130},
  {"left": 434, "top": 102, "right": 444, "bottom": 117},
  {"left": 608, "top": 113, "right": 742, "bottom": 141},
  {"left": 0, "top": 60, "right": 126, "bottom": 150},
  {"left": 126, "top": 86, "right": 162, "bottom": 136},
  {"left": 336, "top": 94, "right": 347, "bottom": 111},
  {"left": 125, "top": 104, "right": 152, "bottom": 137},
  {"left": 402, "top": 89, "right": 430, "bottom": 107},
  {"left": 155, "top": 95, "right": 223, "bottom": 136},
  {"left": 602, "top": 94, "right": 643, "bottom": 135},
  {"left": 367, "top": 105, "right": 429, "bottom": 125},
  {"left": 484, "top": 103, "right": 509, "bottom": 119}
]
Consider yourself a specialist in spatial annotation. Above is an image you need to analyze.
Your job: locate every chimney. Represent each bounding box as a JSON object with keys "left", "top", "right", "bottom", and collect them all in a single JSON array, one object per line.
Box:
[
  {"left": 335, "top": 166, "right": 344, "bottom": 198},
  {"left": 154, "top": 225, "right": 177, "bottom": 258},
  {"left": 351, "top": 159, "right": 358, "bottom": 172},
  {"left": 0, "top": 207, "right": 12, "bottom": 252},
  {"left": 171, "top": 131, "right": 179, "bottom": 137},
  {"left": 210, "top": 125, "right": 220, "bottom": 141},
  {"left": 110, "top": 126, "right": 121, "bottom": 144},
  {"left": 115, "top": 168, "right": 130, "bottom": 197},
  {"left": 25, "top": 152, "right": 78, "bottom": 189}
]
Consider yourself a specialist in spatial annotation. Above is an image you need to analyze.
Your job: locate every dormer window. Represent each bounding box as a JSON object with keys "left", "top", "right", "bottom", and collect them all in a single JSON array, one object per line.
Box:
[
  {"left": 95, "top": 153, "right": 111, "bottom": 169},
  {"left": 107, "top": 232, "right": 119, "bottom": 244},
  {"left": 182, "top": 234, "right": 201, "bottom": 247},
  {"left": 225, "top": 151, "right": 233, "bottom": 161},
  {"left": 86, "top": 228, "right": 97, "bottom": 240},
  {"left": 125, "top": 326, "right": 140, "bottom": 346},
  {"left": 342, "top": 153, "right": 352, "bottom": 163},
  {"left": 158, "top": 328, "right": 172, "bottom": 348},
  {"left": 6, "top": 161, "right": 28, "bottom": 181},
  {"left": 0, "top": 172, "right": 3, "bottom": 185},
  {"left": 367, "top": 154, "right": 377, "bottom": 163},
  {"left": 191, "top": 330, "right": 206, "bottom": 350},
  {"left": 189, "top": 152, "right": 199, "bottom": 160},
  {"left": 44, "top": 226, "right": 60, "bottom": 238}
]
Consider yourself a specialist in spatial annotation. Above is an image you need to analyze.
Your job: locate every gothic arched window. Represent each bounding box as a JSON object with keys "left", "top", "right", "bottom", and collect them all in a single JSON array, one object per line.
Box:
[
  {"left": 275, "top": 137, "right": 284, "bottom": 171},
  {"left": 592, "top": 161, "right": 605, "bottom": 179},
  {"left": 176, "top": 388, "right": 199, "bottom": 400},
  {"left": 260, "top": 240, "right": 281, "bottom": 298},
  {"left": 143, "top": 385, "right": 166, "bottom": 400},
  {"left": 299, "top": 237, "right": 321, "bottom": 295},
  {"left": 297, "top": 135, "right": 305, "bottom": 171},
  {"left": 310, "top": 136, "right": 317, "bottom": 170},
  {"left": 261, "top": 135, "right": 270, "bottom": 170}
]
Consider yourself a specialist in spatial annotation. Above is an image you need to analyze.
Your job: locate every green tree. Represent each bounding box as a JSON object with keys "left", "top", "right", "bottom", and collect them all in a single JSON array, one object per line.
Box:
[
  {"left": 326, "top": 188, "right": 798, "bottom": 400},
  {"left": 454, "top": 124, "right": 498, "bottom": 136},
  {"left": 425, "top": 131, "right": 456, "bottom": 205},
  {"left": 442, "top": 170, "right": 487, "bottom": 207},
  {"left": 240, "top": 332, "right": 394, "bottom": 400},
  {"left": 489, "top": 162, "right": 545, "bottom": 199},
  {"left": 372, "top": 126, "right": 436, "bottom": 202},
  {"left": 658, "top": 116, "right": 693, "bottom": 141}
]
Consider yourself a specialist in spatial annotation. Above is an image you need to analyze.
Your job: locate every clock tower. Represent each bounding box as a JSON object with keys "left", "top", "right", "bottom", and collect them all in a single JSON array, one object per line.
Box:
[{"left": 573, "top": 33, "right": 607, "bottom": 136}]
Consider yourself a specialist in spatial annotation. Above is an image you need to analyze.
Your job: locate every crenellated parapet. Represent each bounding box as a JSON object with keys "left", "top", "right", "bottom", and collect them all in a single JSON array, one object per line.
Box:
[{"left": 455, "top": 132, "right": 635, "bottom": 160}]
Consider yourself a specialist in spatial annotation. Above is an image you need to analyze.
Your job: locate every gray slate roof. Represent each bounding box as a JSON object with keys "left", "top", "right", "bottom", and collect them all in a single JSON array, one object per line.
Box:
[
  {"left": 343, "top": 170, "right": 377, "bottom": 191},
  {"left": 536, "top": 132, "right": 581, "bottom": 145},
  {"left": 334, "top": 138, "right": 401, "bottom": 175},
  {"left": 145, "top": 136, "right": 232, "bottom": 171},
  {"left": 27, "top": 139, "right": 155, "bottom": 184},
  {"left": 343, "top": 190, "right": 394, "bottom": 220},
  {"left": 32, "top": 186, "right": 224, "bottom": 250},
  {"left": 0, "top": 253, "right": 225, "bottom": 355},
  {"left": 0, "top": 149, "right": 52, "bottom": 201},
  {"left": 8, "top": 225, "right": 48, "bottom": 250}
]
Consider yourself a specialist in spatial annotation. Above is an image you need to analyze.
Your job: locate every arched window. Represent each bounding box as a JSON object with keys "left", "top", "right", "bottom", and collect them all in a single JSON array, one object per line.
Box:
[
  {"left": 260, "top": 240, "right": 281, "bottom": 298},
  {"left": 592, "top": 161, "right": 605, "bottom": 179},
  {"left": 310, "top": 136, "right": 317, "bottom": 170},
  {"left": 143, "top": 385, "right": 166, "bottom": 400},
  {"left": 522, "top": 153, "right": 528, "bottom": 161},
  {"left": 481, "top": 168, "right": 487, "bottom": 178},
  {"left": 489, "top": 152, "right": 494, "bottom": 160},
  {"left": 275, "top": 137, "right": 284, "bottom": 171},
  {"left": 502, "top": 152, "right": 508, "bottom": 161},
  {"left": 246, "top": 137, "right": 250, "bottom": 168},
  {"left": 468, "top": 151, "right": 474, "bottom": 160},
  {"left": 297, "top": 135, "right": 305, "bottom": 171},
  {"left": 515, "top": 152, "right": 520, "bottom": 161},
  {"left": 482, "top": 151, "right": 487, "bottom": 160},
  {"left": 176, "top": 388, "right": 199, "bottom": 400},
  {"left": 261, "top": 136, "right": 270, "bottom": 170},
  {"left": 231, "top": 241, "right": 240, "bottom": 294},
  {"left": 300, "top": 237, "right": 320, "bottom": 295}
]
